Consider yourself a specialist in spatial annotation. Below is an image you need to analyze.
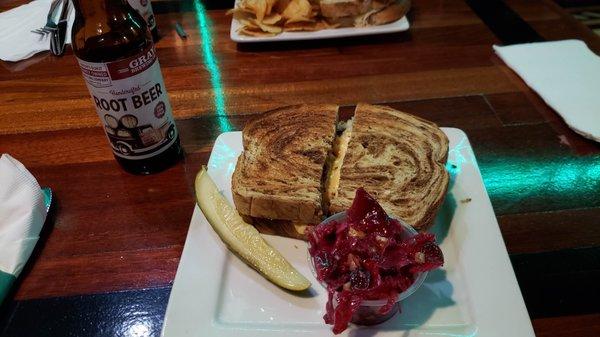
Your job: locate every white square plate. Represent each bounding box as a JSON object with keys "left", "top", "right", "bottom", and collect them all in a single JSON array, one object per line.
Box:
[
  {"left": 161, "top": 129, "right": 536, "bottom": 337},
  {"left": 230, "top": 6, "right": 409, "bottom": 43}
]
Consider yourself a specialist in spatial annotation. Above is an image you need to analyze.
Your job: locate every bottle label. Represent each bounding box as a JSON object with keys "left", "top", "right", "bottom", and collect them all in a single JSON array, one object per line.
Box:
[
  {"left": 77, "top": 45, "right": 177, "bottom": 160},
  {"left": 128, "top": 0, "right": 156, "bottom": 30}
]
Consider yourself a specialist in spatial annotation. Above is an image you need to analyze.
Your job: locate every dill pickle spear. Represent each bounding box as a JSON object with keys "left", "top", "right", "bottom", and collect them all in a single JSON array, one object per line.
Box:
[{"left": 195, "top": 167, "right": 311, "bottom": 291}]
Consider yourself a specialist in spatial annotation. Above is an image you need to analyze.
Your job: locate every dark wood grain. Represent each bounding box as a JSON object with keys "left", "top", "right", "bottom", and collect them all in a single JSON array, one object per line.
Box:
[
  {"left": 12, "top": 161, "right": 192, "bottom": 299},
  {"left": 1, "top": 0, "right": 599, "bottom": 335},
  {"left": 511, "top": 246, "right": 600, "bottom": 318},
  {"left": 506, "top": 0, "right": 600, "bottom": 52},
  {"left": 466, "top": 0, "right": 544, "bottom": 44},
  {"left": 498, "top": 208, "right": 600, "bottom": 254},
  {"left": 533, "top": 314, "right": 600, "bottom": 337}
]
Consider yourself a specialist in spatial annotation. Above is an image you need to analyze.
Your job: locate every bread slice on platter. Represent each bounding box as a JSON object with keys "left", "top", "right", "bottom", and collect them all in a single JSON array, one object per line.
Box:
[
  {"left": 232, "top": 104, "right": 339, "bottom": 226},
  {"left": 320, "top": 0, "right": 372, "bottom": 18},
  {"left": 322, "top": 0, "right": 409, "bottom": 27},
  {"left": 327, "top": 104, "right": 449, "bottom": 230},
  {"left": 363, "top": 0, "right": 411, "bottom": 26}
]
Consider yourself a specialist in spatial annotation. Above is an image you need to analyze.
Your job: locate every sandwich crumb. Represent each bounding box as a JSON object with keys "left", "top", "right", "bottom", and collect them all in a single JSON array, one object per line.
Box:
[
  {"left": 461, "top": 198, "right": 472, "bottom": 204},
  {"left": 294, "top": 245, "right": 299, "bottom": 249}
]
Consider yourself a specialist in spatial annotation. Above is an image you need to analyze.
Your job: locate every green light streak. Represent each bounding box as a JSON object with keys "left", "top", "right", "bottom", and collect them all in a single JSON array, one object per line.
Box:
[
  {"left": 445, "top": 136, "right": 600, "bottom": 214},
  {"left": 480, "top": 154, "right": 600, "bottom": 212},
  {"left": 127, "top": 13, "right": 142, "bottom": 29},
  {"left": 446, "top": 137, "right": 470, "bottom": 176},
  {"left": 193, "top": 0, "right": 233, "bottom": 133}
]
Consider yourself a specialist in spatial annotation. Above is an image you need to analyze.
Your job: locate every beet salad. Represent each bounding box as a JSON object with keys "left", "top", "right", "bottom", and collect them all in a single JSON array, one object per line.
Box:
[{"left": 308, "top": 188, "right": 444, "bottom": 334}]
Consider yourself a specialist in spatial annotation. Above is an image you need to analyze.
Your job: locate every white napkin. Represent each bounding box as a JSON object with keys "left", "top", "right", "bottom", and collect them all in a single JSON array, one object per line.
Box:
[
  {"left": 0, "top": 154, "right": 47, "bottom": 279},
  {"left": 494, "top": 40, "right": 600, "bottom": 142},
  {"left": 0, "top": 0, "right": 75, "bottom": 62}
]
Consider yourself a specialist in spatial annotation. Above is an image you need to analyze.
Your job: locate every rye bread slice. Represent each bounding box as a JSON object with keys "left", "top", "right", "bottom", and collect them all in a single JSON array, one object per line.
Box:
[
  {"left": 328, "top": 103, "right": 449, "bottom": 229},
  {"left": 232, "top": 104, "right": 339, "bottom": 224}
]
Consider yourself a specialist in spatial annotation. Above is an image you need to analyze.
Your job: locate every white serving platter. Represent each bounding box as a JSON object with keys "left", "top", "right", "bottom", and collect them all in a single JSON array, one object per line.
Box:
[
  {"left": 230, "top": 13, "right": 409, "bottom": 43},
  {"left": 161, "top": 129, "right": 536, "bottom": 337}
]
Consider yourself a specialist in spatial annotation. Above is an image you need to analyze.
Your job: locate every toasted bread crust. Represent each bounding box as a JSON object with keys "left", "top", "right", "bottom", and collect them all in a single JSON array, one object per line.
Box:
[
  {"left": 232, "top": 104, "right": 339, "bottom": 224},
  {"left": 242, "top": 215, "right": 312, "bottom": 240},
  {"left": 367, "top": 0, "right": 410, "bottom": 25},
  {"left": 329, "top": 104, "right": 449, "bottom": 230}
]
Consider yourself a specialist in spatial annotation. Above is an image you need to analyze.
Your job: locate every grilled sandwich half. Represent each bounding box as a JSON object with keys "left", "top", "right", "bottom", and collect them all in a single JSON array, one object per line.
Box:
[
  {"left": 327, "top": 104, "right": 449, "bottom": 230},
  {"left": 231, "top": 104, "right": 339, "bottom": 239}
]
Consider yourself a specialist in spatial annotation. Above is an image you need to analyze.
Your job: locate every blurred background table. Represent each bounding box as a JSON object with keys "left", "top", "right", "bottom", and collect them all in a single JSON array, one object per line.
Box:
[{"left": 0, "top": 0, "right": 599, "bottom": 336}]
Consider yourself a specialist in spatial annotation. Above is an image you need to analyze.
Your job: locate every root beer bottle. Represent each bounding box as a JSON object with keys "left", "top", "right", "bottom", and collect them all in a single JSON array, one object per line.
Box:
[
  {"left": 127, "top": 0, "right": 159, "bottom": 41},
  {"left": 72, "top": 0, "right": 182, "bottom": 174}
]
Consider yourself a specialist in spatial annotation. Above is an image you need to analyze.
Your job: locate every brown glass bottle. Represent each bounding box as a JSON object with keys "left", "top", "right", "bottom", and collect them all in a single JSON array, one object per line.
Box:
[
  {"left": 72, "top": 0, "right": 182, "bottom": 175},
  {"left": 127, "top": 0, "right": 159, "bottom": 42}
]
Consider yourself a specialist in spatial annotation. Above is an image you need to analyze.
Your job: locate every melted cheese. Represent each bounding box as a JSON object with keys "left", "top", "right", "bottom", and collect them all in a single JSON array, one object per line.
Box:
[
  {"left": 324, "top": 119, "right": 353, "bottom": 207},
  {"left": 294, "top": 224, "right": 308, "bottom": 235}
]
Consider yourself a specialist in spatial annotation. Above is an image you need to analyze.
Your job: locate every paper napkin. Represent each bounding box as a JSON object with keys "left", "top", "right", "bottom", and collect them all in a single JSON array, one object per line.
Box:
[
  {"left": 0, "top": 154, "right": 48, "bottom": 304},
  {"left": 0, "top": 0, "right": 74, "bottom": 62},
  {"left": 494, "top": 40, "right": 600, "bottom": 142}
]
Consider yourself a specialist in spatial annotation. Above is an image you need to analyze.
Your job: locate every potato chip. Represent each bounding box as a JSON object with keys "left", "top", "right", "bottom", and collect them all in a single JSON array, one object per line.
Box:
[
  {"left": 262, "top": 13, "right": 283, "bottom": 25},
  {"left": 286, "top": 17, "right": 315, "bottom": 25},
  {"left": 240, "top": 0, "right": 279, "bottom": 22},
  {"left": 281, "top": 0, "right": 314, "bottom": 23},
  {"left": 239, "top": 18, "right": 260, "bottom": 29},
  {"left": 239, "top": 26, "right": 277, "bottom": 37},
  {"left": 274, "top": 0, "right": 292, "bottom": 13},
  {"left": 231, "top": 9, "right": 254, "bottom": 22},
  {"left": 251, "top": 18, "right": 283, "bottom": 33},
  {"left": 265, "top": 0, "right": 278, "bottom": 16},
  {"left": 227, "top": 7, "right": 254, "bottom": 20},
  {"left": 232, "top": 0, "right": 376, "bottom": 36},
  {"left": 284, "top": 18, "right": 341, "bottom": 32},
  {"left": 283, "top": 24, "right": 313, "bottom": 32},
  {"left": 240, "top": 0, "right": 267, "bottom": 21},
  {"left": 236, "top": 4, "right": 257, "bottom": 17}
]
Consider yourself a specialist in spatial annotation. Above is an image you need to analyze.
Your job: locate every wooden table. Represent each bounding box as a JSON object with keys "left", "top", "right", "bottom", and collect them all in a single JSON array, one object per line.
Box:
[{"left": 1, "top": 0, "right": 599, "bottom": 336}]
